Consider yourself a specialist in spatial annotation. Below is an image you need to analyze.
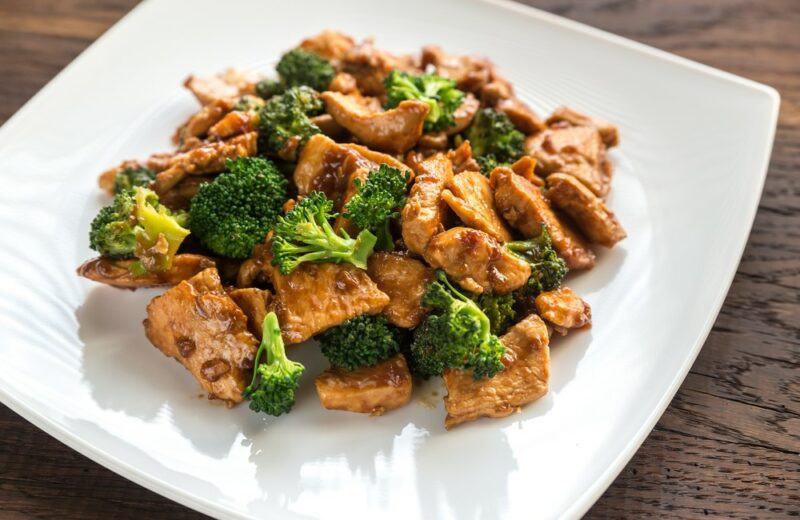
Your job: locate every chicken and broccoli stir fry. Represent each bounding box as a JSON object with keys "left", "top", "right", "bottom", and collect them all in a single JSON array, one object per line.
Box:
[{"left": 77, "top": 31, "right": 626, "bottom": 428}]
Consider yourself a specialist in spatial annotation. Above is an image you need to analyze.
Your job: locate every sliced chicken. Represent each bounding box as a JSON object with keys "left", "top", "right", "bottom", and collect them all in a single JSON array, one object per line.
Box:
[
  {"left": 401, "top": 153, "right": 454, "bottom": 256},
  {"left": 341, "top": 39, "right": 419, "bottom": 96},
  {"left": 496, "top": 98, "right": 546, "bottom": 135},
  {"left": 442, "top": 170, "right": 511, "bottom": 242},
  {"left": 207, "top": 110, "right": 257, "bottom": 139},
  {"left": 421, "top": 45, "right": 493, "bottom": 94},
  {"left": 424, "top": 227, "right": 531, "bottom": 295},
  {"left": 329, "top": 72, "right": 359, "bottom": 94},
  {"left": 158, "top": 175, "right": 215, "bottom": 211},
  {"left": 546, "top": 173, "right": 626, "bottom": 247},
  {"left": 367, "top": 252, "right": 434, "bottom": 328},
  {"left": 321, "top": 91, "right": 429, "bottom": 153},
  {"left": 447, "top": 140, "right": 481, "bottom": 174},
  {"left": 154, "top": 132, "right": 257, "bottom": 193},
  {"left": 77, "top": 254, "right": 216, "bottom": 289},
  {"left": 299, "top": 30, "right": 355, "bottom": 64},
  {"left": 269, "top": 260, "right": 390, "bottom": 344},
  {"left": 535, "top": 287, "right": 592, "bottom": 333},
  {"left": 173, "top": 98, "right": 234, "bottom": 146},
  {"left": 310, "top": 113, "right": 347, "bottom": 139},
  {"left": 446, "top": 93, "right": 480, "bottom": 135},
  {"left": 143, "top": 268, "right": 258, "bottom": 405},
  {"left": 443, "top": 314, "right": 550, "bottom": 428},
  {"left": 491, "top": 167, "right": 596, "bottom": 270},
  {"left": 184, "top": 69, "right": 260, "bottom": 106},
  {"left": 315, "top": 354, "right": 413, "bottom": 414},
  {"left": 546, "top": 106, "right": 619, "bottom": 148},
  {"left": 228, "top": 287, "right": 273, "bottom": 338},
  {"left": 509, "top": 155, "right": 544, "bottom": 187},
  {"left": 525, "top": 125, "right": 612, "bottom": 197}
]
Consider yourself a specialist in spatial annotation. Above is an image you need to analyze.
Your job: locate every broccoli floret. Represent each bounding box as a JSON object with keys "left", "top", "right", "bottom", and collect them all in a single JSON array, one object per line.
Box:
[
  {"left": 242, "top": 312, "right": 305, "bottom": 416},
  {"left": 113, "top": 166, "right": 155, "bottom": 194},
  {"left": 271, "top": 191, "right": 377, "bottom": 275},
  {"left": 475, "top": 155, "right": 508, "bottom": 176},
  {"left": 343, "top": 165, "right": 409, "bottom": 251},
  {"left": 507, "top": 226, "right": 568, "bottom": 296},
  {"left": 465, "top": 108, "right": 524, "bottom": 163},
  {"left": 276, "top": 48, "right": 335, "bottom": 92},
  {"left": 318, "top": 315, "right": 400, "bottom": 371},
  {"left": 258, "top": 86, "right": 324, "bottom": 161},
  {"left": 89, "top": 187, "right": 190, "bottom": 273},
  {"left": 475, "top": 293, "right": 517, "bottom": 335},
  {"left": 233, "top": 94, "right": 266, "bottom": 113},
  {"left": 255, "top": 79, "right": 284, "bottom": 99},
  {"left": 384, "top": 70, "right": 465, "bottom": 132},
  {"left": 189, "top": 157, "right": 288, "bottom": 259},
  {"left": 410, "top": 271, "right": 505, "bottom": 380}
]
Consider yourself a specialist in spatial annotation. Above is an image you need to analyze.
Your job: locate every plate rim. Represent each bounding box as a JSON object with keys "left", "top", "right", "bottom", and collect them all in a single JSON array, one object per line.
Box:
[{"left": 0, "top": 0, "right": 780, "bottom": 518}]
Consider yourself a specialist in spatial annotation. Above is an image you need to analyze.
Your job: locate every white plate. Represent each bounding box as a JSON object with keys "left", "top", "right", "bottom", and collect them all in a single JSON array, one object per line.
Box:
[{"left": 0, "top": 0, "right": 778, "bottom": 518}]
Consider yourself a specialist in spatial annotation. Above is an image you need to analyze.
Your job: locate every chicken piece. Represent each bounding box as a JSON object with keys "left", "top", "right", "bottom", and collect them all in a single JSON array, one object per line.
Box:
[
  {"left": 329, "top": 72, "right": 359, "bottom": 94},
  {"left": 491, "top": 167, "right": 596, "bottom": 270},
  {"left": 158, "top": 175, "right": 214, "bottom": 211},
  {"left": 315, "top": 354, "right": 412, "bottom": 415},
  {"left": 341, "top": 39, "right": 418, "bottom": 96},
  {"left": 183, "top": 69, "right": 259, "bottom": 106},
  {"left": 525, "top": 125, "right": 611, "bottom": 197},
  {"left": 496, "top": 98, "right": 546, "bottom": 135},
  {"left": 417, "top": 132, "right": 449, "bottom": 150},
  {"left": 299, "top": 30, "right": 355, "bottom": 64},
  {"left": 207, "top": 110, "right": 257, "bottom": 139},
  {"left": 310, "top": 113, "right": 347, "bottom": 139},
  {"left": 154, "top": 132, "right": 257, "bottom": 193},
  {"left": 535, "top": 287, "right": 591, "bottom": 333},
  {"left": 270, "top": 261, "right": 390, "bottom": 344},
  {"left": 367, "top": 252, "right": 434, "bottom": 328},
  {"left": 173, "top": 98, "right": 234, "bottom": 145},
  {"left": 421, "top": 46, "right": 493, "bottom": 93},
  {"left": 446, "top": 93, "right": 480, "bottom": 135},
  {"left": 228, "top": 287, "right": 273, "bottom": 338},
  {"left": 424, "top": 227, "right": 531, "bottom": 295},
  {"left": 442, "top": 171, "right": 511, "bottom": 242},
  {"left": 401, "top": 153, "right": 454, "bottom": 255},
  {"left": 321, "top": 91, "right": 429, "bottom": 154},
  {"left": 77, "top": 254, "right": 216, "bottom": 290},
  {"left": 294, "top": 134, "right": 410, "bottom": 203},
  {"left": 443, "top": 314, "right": 550, "bottom": 428},
  {"left": 509, "top": 155, "right": 543, "bottom": 186},
  {"left": 143, "top": 268, "right": 258, "bottom": 405},
  {"left": 546, "top": 173, "right": 626, "bottom": 247},
  {"left": 546, "top": 106, "right": 619, "bottom": 148},
  {"left": 447, "top": 140, "right": 481, "bottom": 174},
  {"left": 480, "top": 80, "right": 513, "bottom": 105}
]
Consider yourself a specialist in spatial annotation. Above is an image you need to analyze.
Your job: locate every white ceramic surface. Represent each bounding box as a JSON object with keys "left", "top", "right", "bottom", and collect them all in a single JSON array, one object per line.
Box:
[{"left": 0, "top": 0, "right": 779, "bottom": 518}]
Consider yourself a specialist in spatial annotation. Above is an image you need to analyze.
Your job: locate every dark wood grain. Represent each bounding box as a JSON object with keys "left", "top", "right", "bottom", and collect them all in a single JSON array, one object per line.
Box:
[{"left": 0, "top": 0, "right": 797, "bottom": 518}]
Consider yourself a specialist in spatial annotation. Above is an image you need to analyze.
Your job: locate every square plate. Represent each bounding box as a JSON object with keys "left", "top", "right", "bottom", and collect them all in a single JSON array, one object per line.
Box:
[{"left": 0, "top": 0, "right": 778, "bottom": 518}]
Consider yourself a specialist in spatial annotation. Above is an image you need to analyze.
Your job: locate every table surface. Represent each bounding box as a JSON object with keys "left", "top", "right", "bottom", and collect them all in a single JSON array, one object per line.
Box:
[{"left": 0, "top": 0, "right": 797, "bottom": 518}]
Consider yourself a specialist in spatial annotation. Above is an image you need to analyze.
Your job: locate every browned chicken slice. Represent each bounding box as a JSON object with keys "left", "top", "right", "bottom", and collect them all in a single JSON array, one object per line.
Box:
[
  {"left": 321, "top": 91, "right": 429, "bottom": 153},
  {"left": 77, "top": 254, "right": 216, "bottom": 289},
  {"left": 269, "top": 261, "right": 390, "bottom": 344},
  {"left": 299, "top": 30, "right": 356, "bottom": 64},
  {"left": 447, "top": 140, "right": 481, "bottom": 174},
  {"left": 443, "top": 314, "right": 550, "bottom": 428},
  {"left": 154, "top": 132, "right": 257, "bottom": 193},
  {"left": 525, "top": 125, "right": 611, "bottom": 197},
  {"left": 442, "top": 171, "right": 511, "bottom": 242},
  {"left": 401, "top": 153, "right": 454, "bottom": 255},
  {"left": 228, "top": 287, "right": 273, "bottom": 338},
  {"left": 315, "top": 354, "right": 413, "bottom": 415},
  {"left": 173, "top": 98, "right": 234, "bottom": 146},
  {"left": 424, "top": 227, "right": 531, "bottom": 294},
  {"left": 546, "top": 173, "right": 626, "bottom": 247},
  {"left": 183, "top": 69, "right": 260, "bottom": 106},
  {"left": 497, "top": 98, "right": 546, "bottom": 135},
  {"left": 446, "top": 93, "right": 480, "bottom": 135},
  {"left": 546, "top": 106, "right": 619, "bottom": 148},
  {"left": 417, "top": 132, "right": 448, "bottom": 151},
  {"left": 329, "top": 72, "right": 358, "bottom": 94},
  {"left": 143, "top": 268, "right": 258, "bottom": 405},
  {"left": 207, "top": 110, "right": 257, "bottom": 139},
  {"left": 310, "top": 113, "right": 347, "bottom": 139},
  {"left": 367, "top": 252, "right": 434, "bottom": 328},
  {"left": 341, "top": 39, "right": 419, "bottom": 96},
  {"left": 421, "top": 46, "right": 493, "bottom": 94},
  {"left": 491, "top": 167, "right": 596, "bottom": 270},
  {"left": 158, "top": 175, "right": 214, "bottom": 211},
  {"left": 294, "top": 134, "right": 410, "bottom": 202},
  {"left": 508, "top": 155, "right": 544, "bottom": 186},
  {"left": 535, "top": 287, "right": 592, "bottom": 333}
]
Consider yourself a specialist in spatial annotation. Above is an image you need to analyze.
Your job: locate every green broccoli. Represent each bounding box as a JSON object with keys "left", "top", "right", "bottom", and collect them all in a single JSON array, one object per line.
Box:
[
  {"left": 410, "top": 271, "right": 506, "bottom": 380},
  {"left": 465, "top": 108, "right": 524, "bottom": 165},
  {"left": 276, "top": 48, "right": 335, "bottom": 92},
  {"left": 384, "top": 70, "right": 465, "bottom": 132},
  {"left": 475, "top": 292, "right": 517, "bottom": 335},
  {"left": 232, "top": 94, "right": 266, "bottom": 113},
  {"left": 507, "top": 226, "right": 568, "bottom": 296},
  {"left": 318, "top": 314, "right": 400, "bottom": 371},
  {"left": 188, "top": 157, "right": 288, "bottom": 259},
  {"left": 113, "top": 165, "right": 155, "bottom": 194},
  {"left": 242, "top": 312, "right": 305, "bottom": 416},
  {"left": 255, "top": 78, "right": 284, "bottom": 100},
  {"left": 271, "top": 191, "right": 377, "bottom": 275},
  {"left": 88, "top": 186, "right": 190, "bottom": 273},
  {"left": 258, "top": 86, "right": 324, "bottom": 161},
  {"left": 475, "top": 155, "right": 508, "bottom": 176},
  {"left": 343, "top": 165, "right": 409, "bottom": 251}
]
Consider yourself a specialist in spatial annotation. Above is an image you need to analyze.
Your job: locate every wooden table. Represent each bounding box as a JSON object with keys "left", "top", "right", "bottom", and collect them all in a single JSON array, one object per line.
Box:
[{"left": 0, "top": 0, "right": 797, "bottom": 517}]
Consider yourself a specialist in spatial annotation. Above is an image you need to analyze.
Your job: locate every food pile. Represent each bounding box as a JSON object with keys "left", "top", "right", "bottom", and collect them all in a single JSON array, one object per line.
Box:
[{"left": 77, "top": 31, "right": 626, "bottom": 428}]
